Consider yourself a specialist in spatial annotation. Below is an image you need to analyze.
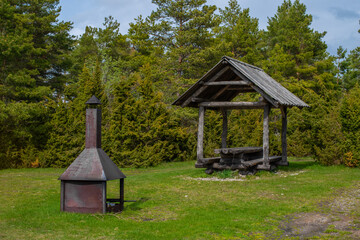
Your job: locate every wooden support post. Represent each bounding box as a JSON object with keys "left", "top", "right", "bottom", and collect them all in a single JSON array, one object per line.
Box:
[
  {"left": 258, "top": 104, "right": 270, "bottom": 170},
  {"left": 120, "top": 178, "right": 124, "bottom": 211},
  {"left": 279, "top": 106, "right": 288, "bottom": 166},
  {"left": 221, "top": 109, "right": 228, "bottom": 149},
  {"left": 197, "top": 106, "right": 205, "bottom": 162}
]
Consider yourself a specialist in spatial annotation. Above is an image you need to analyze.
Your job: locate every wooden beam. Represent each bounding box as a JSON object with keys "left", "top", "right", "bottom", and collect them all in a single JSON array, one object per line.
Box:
[
  {"left": 195, "top": 159, "right": 222, "bottom": 169},
  {"left": 229, "top": 66, "right": 279, "bottom": 108},
  {"left": 228, "top": 87, "right": 255, "bottom": 92},
  {"left": 181, "top": 66, "right": 230, "bottom": 107},
  {"left": 191, "top": 98, "right": 210, "bottom": 103},
  {"left": 279, "top": 106, "right": 288, "bottom": 166},
  {"left": 199, "top": 101, "right": 267, "bottom": 109},
  {"left": 210, "top": 85, "right": 230, "bottom": 100},
  {"left": 221, "top": 109, "right": 228, "bottom": 148},
  {"left": 203, "top": 81, "right": 250, "bottom": 86},
  {"left": 258, "top": 104, "right": 271, "bottom": 170},
  {"left": 197, "top": 106, "right": 205, "bottom": 161}
]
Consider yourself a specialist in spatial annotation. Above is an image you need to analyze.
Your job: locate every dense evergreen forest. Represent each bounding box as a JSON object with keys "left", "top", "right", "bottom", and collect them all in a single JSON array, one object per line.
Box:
[{"left": 1, "top": 0, "right": 360, "bottom": 169}]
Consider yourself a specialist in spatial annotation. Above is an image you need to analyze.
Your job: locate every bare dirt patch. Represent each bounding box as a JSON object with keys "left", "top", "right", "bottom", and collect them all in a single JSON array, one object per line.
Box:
[
  {"left": 278, "top": 184, "right": 360, "bottom": 239},
  {"left": 183, "top": 170, "right": 307, "bottom": 182},
  {"left": 183, "top": 176, "right": 245, "bottom": 182}
]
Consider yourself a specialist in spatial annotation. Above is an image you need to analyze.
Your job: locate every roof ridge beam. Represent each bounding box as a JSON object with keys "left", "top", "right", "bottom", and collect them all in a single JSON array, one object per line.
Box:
[
  {"left": 203, "top": 80, "right": 250, "bottom": 86},
  {"left": 199, "top": 101, "right": 267, "bottom": 109}
]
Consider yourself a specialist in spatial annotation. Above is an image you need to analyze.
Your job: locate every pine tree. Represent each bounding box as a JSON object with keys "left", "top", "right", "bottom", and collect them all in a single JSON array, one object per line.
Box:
[
  {"left": 129, "top": 0, "right": 220, "bottom": 79},
  {"left": 218, "top": 0, "right": 260, "bottom": 64},
  {"left": 70, "top": 16, "right": 130, "bottom": 86}
]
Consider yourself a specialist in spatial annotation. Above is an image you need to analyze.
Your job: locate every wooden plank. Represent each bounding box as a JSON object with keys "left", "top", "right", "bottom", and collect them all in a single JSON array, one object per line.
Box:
[
  {"left": 212, "top": 163, "right": 232, "bottom": 170},
  {"left": 195, "top": 162, "right": 207, "bottom": 168},
  {"left": 254, "top": 156, "right": 282, "bottom": 169},
  {"left": 202, "top": 157, "right": 221, "bottom": 164},
  {"left": 197, "top": 106, "right": 205, "bottom": 161},
  {"left": 203, "top": 81, "right": 250, "bottom": 86},
  {"left": 191, "top": 98, "right": 210, "bottom": 103},
  {"left": 228, "top": 87, "right": 255, "bottom": 92},
  {"left": 221, "top": 109, "right": 228, "bottom": 148},
  {"left": 199, "top": 101, "right": 267, "bottom": 109},
  {"left": 214, "top": 147, "right": 263, "bottom": 155},
  {"left": 281, "top": 106, "right": 288, "bottom": 165},
  {"left": 243, "top": 158, "right": 264, "bottom": 167},
  {"left": 245, "top": 156, "right": 281, "bottom": 167},
  {"left": 181, "top": 66, "right": 230, "bottom": 107}
]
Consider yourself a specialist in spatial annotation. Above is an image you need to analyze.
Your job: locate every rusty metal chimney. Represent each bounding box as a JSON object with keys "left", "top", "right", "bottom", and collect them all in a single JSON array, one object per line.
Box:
[
  {"left": 59, "top": 95, "right": 126, "bottom": 213},
  {"left": 85, "top": 95, "right": 102, "bottom": 149}
]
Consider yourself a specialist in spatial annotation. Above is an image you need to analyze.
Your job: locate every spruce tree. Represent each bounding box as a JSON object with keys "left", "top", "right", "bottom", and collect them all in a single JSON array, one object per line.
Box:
[
  {"left": 0, "top": 0, "right": 73, "bottom": 101},
  {"left": 340, "top": 85, "right": 360, "bottom": 156},
  {"left": 0, "top": 0, "right": 73, "bottom": 168},
  {"left": 42, "top": 62, "right": 105, "bottom": 167},
  {"left": 260, "top": 0, "right": 340, "bottom": 158},
  {"left": 341, "top": 47, "right": 360, "bottom": 90},
  {"left": 105, "top": 72, "right": 193, "bottom": 168}
]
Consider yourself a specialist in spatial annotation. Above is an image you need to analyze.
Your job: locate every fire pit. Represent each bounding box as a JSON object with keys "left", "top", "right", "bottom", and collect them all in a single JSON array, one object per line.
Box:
[{"left": 59, "top": 95, "right": 126, "bottom": 214}]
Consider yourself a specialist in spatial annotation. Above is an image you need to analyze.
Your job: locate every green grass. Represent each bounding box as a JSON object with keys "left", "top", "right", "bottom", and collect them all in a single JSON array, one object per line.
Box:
[{"left": 1, "top": 160, "right": 360, "bottom": 239}]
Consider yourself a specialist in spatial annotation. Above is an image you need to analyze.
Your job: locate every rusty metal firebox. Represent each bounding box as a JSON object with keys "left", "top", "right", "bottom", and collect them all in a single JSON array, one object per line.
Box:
[{"left": 59, "top": 95, "right": 126, "bottom": 214}]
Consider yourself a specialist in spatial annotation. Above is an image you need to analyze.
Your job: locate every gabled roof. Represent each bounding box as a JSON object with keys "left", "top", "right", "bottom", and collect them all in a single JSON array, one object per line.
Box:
[
  {"left": 172, "top": 56, "right": 309, "bottom": 108},
  {"left": 59, "top": 148, "right": 126, "bottom": 181}
]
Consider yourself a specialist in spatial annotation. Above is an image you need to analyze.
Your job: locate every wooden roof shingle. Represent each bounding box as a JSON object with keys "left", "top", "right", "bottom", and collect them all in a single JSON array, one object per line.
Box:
[{"left": 172, "top": 56, "right": 309, "bottom": 108}]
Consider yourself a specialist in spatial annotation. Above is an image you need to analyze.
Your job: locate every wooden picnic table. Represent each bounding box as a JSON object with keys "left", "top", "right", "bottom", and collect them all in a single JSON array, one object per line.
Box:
[
  {"left": 214, "top": 147, "right": 263, "bottom": 164},
  {"left": 196, "top": 147, "right": 281, "bottom": 173},
  {"left": 214, "top": 147, "right": 263, "bottom": 155},
  {"left": 212, "top": 147, "right": 279, "bottom": 172}
]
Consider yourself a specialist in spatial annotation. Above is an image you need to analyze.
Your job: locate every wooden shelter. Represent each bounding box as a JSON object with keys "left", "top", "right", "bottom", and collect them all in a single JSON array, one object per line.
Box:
[{"left": 173, "top": 56, "right": 309, "bottom": 173}]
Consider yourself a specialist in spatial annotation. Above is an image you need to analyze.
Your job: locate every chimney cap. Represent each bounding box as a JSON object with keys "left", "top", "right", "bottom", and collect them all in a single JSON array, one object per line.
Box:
[{"left": 85, "top": 95, "right": 101, "bottom": 105}]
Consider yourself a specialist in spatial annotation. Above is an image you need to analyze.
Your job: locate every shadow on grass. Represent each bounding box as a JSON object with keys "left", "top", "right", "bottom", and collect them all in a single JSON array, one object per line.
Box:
[
  {"left": 277, "top": 160, "right": 318, "bottom": 172},
  {"left": 125, "top": 197, "right": 150, "bottom": 211}
]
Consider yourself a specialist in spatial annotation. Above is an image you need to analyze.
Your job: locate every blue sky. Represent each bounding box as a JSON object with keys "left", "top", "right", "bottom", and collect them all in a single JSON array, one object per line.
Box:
[{"left": 58, "top": 0, "right": 360, "bottom": 55}]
